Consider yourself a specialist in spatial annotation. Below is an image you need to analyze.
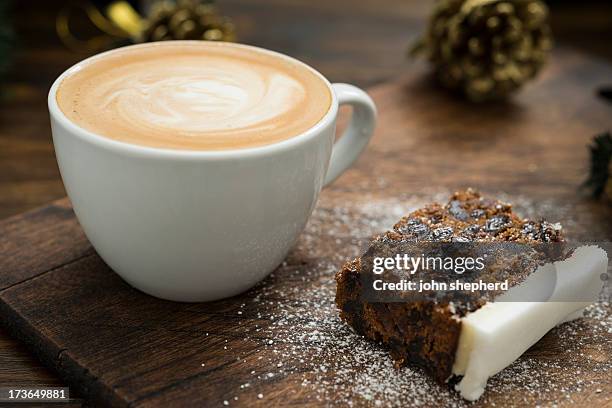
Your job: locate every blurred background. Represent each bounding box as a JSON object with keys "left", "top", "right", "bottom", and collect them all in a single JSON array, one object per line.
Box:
[
  {"left": 1, "top": 0, "right": 612, "bottom": 219},
  {"left": 0, "top": 0, "right": 611, "bottom": 399}
]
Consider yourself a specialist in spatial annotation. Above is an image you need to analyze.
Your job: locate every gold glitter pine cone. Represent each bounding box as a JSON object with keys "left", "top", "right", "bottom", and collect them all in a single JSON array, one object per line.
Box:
[
  {"left": 413, "top": 0, "right": 553, "bottom": 102},
  {"left": 137, "top": 0, "right": 236, "bottom": 43}
]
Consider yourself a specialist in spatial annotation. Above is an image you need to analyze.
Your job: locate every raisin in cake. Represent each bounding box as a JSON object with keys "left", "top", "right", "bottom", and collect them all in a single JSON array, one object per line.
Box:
[{"left": 335, "top": 189, "right": 607, "bottom": 400}]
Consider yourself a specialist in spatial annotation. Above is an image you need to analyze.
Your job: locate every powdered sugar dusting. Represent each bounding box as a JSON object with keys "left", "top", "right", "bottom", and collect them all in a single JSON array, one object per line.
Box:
[{"left": 218, "top": 192, "right": 611, "bottom": 406}]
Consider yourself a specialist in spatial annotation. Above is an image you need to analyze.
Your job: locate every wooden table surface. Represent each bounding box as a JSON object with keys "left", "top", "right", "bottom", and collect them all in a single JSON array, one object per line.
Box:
[{"left": 1, "top": 0, "right": 612, "bottom": 403}]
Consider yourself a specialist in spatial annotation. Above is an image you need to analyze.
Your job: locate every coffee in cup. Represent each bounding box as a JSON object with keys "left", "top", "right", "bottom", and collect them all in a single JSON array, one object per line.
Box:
[{"left": 56, "top": 42, "right": 332, "bottom": 151}]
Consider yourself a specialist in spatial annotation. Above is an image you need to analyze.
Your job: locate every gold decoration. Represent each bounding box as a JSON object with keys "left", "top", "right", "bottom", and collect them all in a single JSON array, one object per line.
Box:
[
  {"left": 412, "top": 0, "right": 553, "bottom": 102},
  {"left": 57, "top": 1, "right": 133, "bottom": 52},
  {"left": 57, "top": 0, "right": 235, "bottom": 53},
  {"left": 137, "top": 0, "right": 235, "bottom": 43},
  {"left": 107, "top": 1, "right": 144, "bottom": 37}
]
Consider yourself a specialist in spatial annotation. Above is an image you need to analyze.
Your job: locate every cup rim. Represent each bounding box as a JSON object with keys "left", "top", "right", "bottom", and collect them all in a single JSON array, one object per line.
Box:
[{"left": 48, "top": 41, "right": 338, "bottom": 160}]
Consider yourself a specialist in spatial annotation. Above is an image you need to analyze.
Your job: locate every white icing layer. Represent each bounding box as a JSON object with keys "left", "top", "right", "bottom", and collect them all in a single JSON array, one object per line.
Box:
[{"left": 452, "top": 246, "right": 608, "bottom": 401}]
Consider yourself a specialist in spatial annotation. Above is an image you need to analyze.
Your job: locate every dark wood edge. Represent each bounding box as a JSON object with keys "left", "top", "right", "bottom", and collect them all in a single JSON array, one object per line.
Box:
[{"left": 0, "top": 258, "right": 127, "bottom": 408}]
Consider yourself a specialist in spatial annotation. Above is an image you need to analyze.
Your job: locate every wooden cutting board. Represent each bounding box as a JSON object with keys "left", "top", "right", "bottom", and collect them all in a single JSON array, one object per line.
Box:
[{"left": 1, "top": 47, "right": 611, "bottom": 407}]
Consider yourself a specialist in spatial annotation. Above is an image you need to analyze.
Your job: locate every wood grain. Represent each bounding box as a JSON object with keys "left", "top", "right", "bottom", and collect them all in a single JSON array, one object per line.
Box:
[
  {"left": 2, "top": 0, "right": 612, "bottom": 404},
  {"left": 0, "top": 46, "right": 611, "bottom": 407}
]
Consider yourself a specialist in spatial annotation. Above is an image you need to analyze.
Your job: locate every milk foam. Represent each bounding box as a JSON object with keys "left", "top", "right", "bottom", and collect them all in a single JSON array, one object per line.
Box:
[{"left": 56, "top": 42, "right": 331, "bottom": 150}]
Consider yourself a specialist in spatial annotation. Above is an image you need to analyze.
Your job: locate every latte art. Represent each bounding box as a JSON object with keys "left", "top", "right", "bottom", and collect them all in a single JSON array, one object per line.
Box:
[
  {"left": 100, "top": 66, "right": 303, "bottom": 133},
  {"left": 56, "top": 42, "right": 331, "bottom": 150}
]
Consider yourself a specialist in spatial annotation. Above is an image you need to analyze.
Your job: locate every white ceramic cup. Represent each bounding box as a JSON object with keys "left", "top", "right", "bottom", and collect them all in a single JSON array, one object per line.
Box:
[{"left": 48, "top": 42, "right": 376, "bottom": 302}]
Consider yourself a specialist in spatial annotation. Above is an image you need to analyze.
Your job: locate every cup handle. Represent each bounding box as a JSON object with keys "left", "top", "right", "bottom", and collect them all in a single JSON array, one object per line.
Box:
[{"left": 324, "top": 83, "right": 377, "bottom": 187}]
